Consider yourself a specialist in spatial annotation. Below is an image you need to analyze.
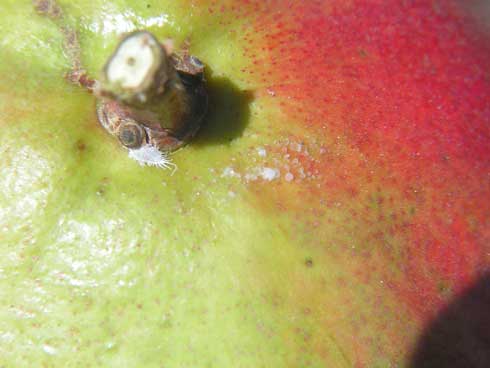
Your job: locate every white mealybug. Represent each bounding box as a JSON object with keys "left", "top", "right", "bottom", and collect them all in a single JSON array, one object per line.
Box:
[{"left": 128, "top": 144, "right": 177, "bottom": 174}]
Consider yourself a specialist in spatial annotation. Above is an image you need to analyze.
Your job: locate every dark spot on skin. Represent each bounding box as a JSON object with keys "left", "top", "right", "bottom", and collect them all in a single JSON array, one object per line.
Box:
[
  {"left": 147, "top": 4, "right": 151, "bottom": 8},
  {"left": 33, "top": 0, "right": 62, "bottom": 19},
  {"left": 358, "top": 48, "right": 368, "bottom": 58},
  {"left": 305, "top": 258, "right": 314, "bottom": 267},
  {"left": 78, "top": 73, "right": 95, "bottom": 89},
  {"left": 127, "top": 57, "right": 136, "bottom": 66},
  {"left": 33, "top": 0, "right": 50, "bottom": 13},
  {"left": 437, "top": 280, "right": 453, "bottom": 298},
  {"left": 76, "top": 139, "right": 86, "bottom": 151},
  {"left": 96, "top": 177, "right": 111, "bottom": 197}
]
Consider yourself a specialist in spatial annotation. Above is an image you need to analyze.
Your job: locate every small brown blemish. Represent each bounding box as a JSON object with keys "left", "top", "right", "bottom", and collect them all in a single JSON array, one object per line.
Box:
[
  {"left": 437, "top": 280, "right": 453, "bottom": 298},
  {"left": 65, "top": 70, "right": 95, "bottom": 90},
  {"left": 76, "top": 139, "right": 86, "bottom": 151},
  {"left": 33, "top": 0, "right": 50, "bottom": 13},
  {"left": 96, "top": 178, "right": 111, "bottom": 196},
  {"left": 33, "top": 0, "right": 62, "bottom": 19},
  {"left": 305, "top": 258, "right": 314, "bottom": 268}
]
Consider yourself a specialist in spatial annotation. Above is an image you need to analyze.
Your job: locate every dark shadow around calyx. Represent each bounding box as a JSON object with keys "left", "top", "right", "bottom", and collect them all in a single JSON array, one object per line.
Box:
[{"left": 192, "top": 68, "right": 253, "bottom": 146}]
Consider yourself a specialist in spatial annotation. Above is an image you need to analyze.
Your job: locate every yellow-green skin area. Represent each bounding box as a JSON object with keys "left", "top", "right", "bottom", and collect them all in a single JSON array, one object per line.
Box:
[{"left": 2, "top": 0, "right": 489, "bottom": 367}]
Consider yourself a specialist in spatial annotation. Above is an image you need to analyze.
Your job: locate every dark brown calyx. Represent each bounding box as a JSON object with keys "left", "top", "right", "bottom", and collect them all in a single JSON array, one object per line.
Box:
[{"left": 96, "top": 31, "right": 208, "bottom": 152}]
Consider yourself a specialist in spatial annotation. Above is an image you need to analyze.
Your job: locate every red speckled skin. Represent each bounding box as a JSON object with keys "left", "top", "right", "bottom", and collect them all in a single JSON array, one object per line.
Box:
[
  {"left": 193, "top": 0, "right": 490, "bottom": 364},
  {"left": 254, "top": 0, "right": 490, "bottom": 315}
]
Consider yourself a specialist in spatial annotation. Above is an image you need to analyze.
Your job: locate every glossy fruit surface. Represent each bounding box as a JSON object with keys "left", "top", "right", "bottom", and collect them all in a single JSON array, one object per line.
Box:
[{"left": 1, "top": 0, "right": 489, "bottom": 366}]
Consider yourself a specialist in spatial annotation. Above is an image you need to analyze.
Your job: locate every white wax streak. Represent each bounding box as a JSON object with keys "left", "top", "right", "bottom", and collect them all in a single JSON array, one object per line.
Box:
[{"left": 128, "top": 144, "right": 177, "bottom": 173}]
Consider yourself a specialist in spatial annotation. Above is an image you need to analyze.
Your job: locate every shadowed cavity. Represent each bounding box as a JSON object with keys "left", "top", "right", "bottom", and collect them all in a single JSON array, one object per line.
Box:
[{"left": 193, "top": 70, "right": 253, "bottom": 146}]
